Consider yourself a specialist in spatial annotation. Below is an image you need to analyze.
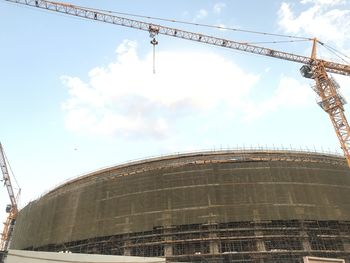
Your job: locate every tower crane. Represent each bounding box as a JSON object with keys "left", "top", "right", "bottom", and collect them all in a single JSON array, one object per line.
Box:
[
  {"left": 4, "top": 0, "right": 350, "bottom": 167},
  {"left": 0, "top": 143, "right": 20, "bottom": 260}
]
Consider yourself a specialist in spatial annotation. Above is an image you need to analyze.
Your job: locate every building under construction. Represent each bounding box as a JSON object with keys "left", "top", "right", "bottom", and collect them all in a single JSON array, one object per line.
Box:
[{"left": 10, "top": 150, "right": 350, "bottom": 262}]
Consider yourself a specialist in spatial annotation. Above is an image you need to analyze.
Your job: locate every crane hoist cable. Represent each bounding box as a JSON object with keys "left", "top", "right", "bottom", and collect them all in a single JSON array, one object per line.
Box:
[
  {"left": 321, "top": 44, "right": 350, "bottom": 65},
  {"left": 150, "top": 30, "right": 158, "bottom": 74},
  {"left": 46, "top": 1, "right": 311, "bottom": 41}
]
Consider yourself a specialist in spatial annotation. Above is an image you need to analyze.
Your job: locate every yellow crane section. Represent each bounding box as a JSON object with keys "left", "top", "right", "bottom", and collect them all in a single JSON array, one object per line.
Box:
[
  {"left": 0, "top": 143, "right": 20, "bottom": 254},
  {"left": 4, "top": 0, "right": 350, "bottom": 167}
]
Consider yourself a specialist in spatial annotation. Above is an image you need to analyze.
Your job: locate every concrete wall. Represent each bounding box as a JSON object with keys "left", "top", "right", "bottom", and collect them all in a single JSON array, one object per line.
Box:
[
  {"left": 4, "top": 250, "right": 164, "bottom": 263},
  {"left": 303, "top": 256, "right": 345, "bottom": 263}
]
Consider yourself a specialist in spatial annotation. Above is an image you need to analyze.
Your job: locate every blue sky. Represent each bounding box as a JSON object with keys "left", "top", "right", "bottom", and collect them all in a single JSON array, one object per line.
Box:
[{"left": 1, "top": 0, "right": 350, "bottom": 216}]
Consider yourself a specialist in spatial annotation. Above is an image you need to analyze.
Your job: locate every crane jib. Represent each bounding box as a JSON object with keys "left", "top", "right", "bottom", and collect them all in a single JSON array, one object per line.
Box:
[{"left": 4, "top": 0, "right": 350, "bottom": 76}]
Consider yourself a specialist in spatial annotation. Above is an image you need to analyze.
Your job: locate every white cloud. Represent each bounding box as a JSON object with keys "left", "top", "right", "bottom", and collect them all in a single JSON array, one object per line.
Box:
[
  {"left": 278, "top": 1, "right": 350, "bottom": 48},
  {"left": 61, "top": 40, "right": 319, "bottom": 139},
  {"left": 243, "top": 76, "right": 313, "bottom": 121},
  {"left": 335, "top": 75, "right": 350, "bottom": 103},
  {"left": 300, "top": 0, "right": 346, "bottom": 5},
  {"left": 213, "top": 3, "right": 226, "bottom": 14},
  {"left": 61, "top": 40, "right": 259, "bottom": 139},
  {"left": 195, "top": 9, "right": 208, "bottom": 20}
]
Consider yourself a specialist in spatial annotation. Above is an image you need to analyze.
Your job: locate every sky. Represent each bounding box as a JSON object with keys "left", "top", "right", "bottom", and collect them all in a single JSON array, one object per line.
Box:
[{"left": 1, "top": 0, "right": 350, "bottom": 221}]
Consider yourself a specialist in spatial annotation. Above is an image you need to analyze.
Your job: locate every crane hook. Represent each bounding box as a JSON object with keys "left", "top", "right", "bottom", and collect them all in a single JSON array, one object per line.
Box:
[{"left": 150, "top": 37, "right": 158, "bottom": 74}]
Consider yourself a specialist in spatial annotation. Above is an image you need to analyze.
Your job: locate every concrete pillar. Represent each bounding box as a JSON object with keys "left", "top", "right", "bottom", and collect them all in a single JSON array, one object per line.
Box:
[
  {"left": 255, "top": 231, "right": 266, "bottom": 252},
  {"left": 341, "top": 232, "right": 350, "bottom": 254},
  {"left": 123, "top": 240, "right": 131, "bottom": 256},
  {"left": 123, "top": 217, "right": 132, "bottom": 256},
  {"left": 159, "top": 210, "right": 173, "bottom": 258},
  {"left": 164, "top": 244, "right": 173, "bottom": 257},
  {"left": 209, "top": 231, "right": 219, "bottom": 254},
  {"left": 254, "top": 229, "right": 266, "bottom": 263},
  {"left": 256, "top": 239, "right": 266, "bottom": 252},
  {"left": 300, "top": 231, "right": 311, "bottom": 251},
  {"left": 203, "top": 220, "right": 220, "bottom": 256},
  {"left": 164, "top": 242, "right": 173, "bottom": 256},
  {"left": 253, "top": 213, "right": 265, "bottom": 262},
  {"left": 164, "top": 226, "right": 173, "bottom": 257},
  {"left": 200, "top": 211, "right": 219, "bottom": 256}
]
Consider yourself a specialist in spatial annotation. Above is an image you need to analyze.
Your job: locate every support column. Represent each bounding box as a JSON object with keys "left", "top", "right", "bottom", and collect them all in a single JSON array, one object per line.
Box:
[
  {"left": 209, "top": 229, "right": 219, "bottom": 255},
  {"left": 255, "top": 230, "right": 266, "bottom": 252},
  {"left": 164, "top": 226, "right": 173, "bottom": 257},
  {"left": 122, "top": 217, "right": 132, "bottom": 256},
  {"left": 159, "top": 211, "right": 173, "bottom": 258},
  {"left": 123, "top": 239, "right": 131, "bottom": 256},
  {"left": 300, "top": 230, "right": 311, "bottom": 252},
  {"left": 341, "top": 231, "right": 350, "bottom": 255},
  {"left": 200, "top": 212, "right": 219, "bottom": 256}
]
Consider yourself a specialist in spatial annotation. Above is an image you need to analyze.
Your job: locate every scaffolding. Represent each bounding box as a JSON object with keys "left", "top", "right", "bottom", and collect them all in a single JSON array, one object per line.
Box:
[
  {"left": 9, "top": 150, "right": 350, "bottom": 263},
  {"left": 28, "top": 220, "right": 350, "bottom": 263}
]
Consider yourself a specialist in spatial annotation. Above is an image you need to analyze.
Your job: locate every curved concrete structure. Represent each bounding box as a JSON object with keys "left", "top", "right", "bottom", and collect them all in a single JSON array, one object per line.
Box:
[{"left": 11, "top": 150, "right": 350, "bottom": 262}]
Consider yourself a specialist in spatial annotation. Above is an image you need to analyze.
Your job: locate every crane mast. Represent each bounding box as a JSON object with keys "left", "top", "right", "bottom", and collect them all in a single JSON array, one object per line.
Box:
[
  {"left": 301, "top": 61, "right": 350, "bottom": 167},
  {"left": 0, "top": 143, "right": 19, "bottom": 257},
  {"left": 3, "top": 0, "right": 350, "bottom": 167}
]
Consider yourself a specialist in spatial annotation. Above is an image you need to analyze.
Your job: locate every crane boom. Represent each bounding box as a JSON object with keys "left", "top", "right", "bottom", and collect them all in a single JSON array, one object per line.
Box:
[
  {"left": 0, "top": 144, "right": 16, "bottom": 208},
  {"left": 5, "top": 0, "right": 350, "bottom": 76},
  {"left": 0, "top": 143, "right": 19, "bottom": 254},
  {"left": 4, "top": 0, "right": 350, "bottom": 167}
]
